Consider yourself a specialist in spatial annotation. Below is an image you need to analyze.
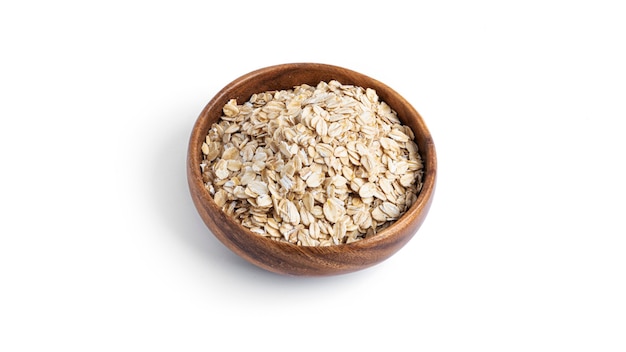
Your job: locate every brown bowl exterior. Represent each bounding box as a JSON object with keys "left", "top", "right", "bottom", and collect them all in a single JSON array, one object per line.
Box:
[{"left": 187, "top": 63, "right": 436, "bottom": 276}]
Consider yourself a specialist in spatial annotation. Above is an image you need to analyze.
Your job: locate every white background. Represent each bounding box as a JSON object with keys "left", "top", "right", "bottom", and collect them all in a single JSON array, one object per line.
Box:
[{"left": 1, "top": 0, "right": 625, "bottom": 351}]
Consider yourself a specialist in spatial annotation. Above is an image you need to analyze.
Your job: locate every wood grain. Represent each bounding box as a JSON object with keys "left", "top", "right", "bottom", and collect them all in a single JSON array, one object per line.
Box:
[{"left": 187, "top": 63, "right": 437, "bottom": 276}]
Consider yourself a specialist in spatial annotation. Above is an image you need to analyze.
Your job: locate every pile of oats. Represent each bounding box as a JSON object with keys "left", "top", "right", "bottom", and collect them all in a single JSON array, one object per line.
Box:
[{"left": 200, "top": 80, "right": 423, "bottom": 246}]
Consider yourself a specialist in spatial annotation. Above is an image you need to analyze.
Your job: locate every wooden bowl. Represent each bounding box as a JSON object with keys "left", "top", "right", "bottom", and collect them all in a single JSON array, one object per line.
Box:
[{"left": 187, "top": 63, "right": 436, "bottom": 276}]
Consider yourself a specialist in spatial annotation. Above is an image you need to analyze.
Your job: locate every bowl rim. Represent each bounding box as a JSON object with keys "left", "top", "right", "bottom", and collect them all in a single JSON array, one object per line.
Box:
[{"left": 187, "top": 62, "right": 437, "bottom": 255}]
